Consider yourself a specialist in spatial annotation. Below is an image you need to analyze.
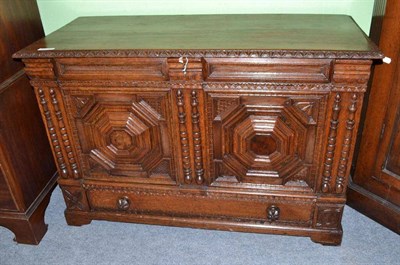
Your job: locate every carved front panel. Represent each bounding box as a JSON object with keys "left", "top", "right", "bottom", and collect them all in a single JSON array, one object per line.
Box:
[
  {"left": 63, "top": 88, "right": 176, "bottom": 182},
  {"left": 207, "top": 92, "right": 327, "bottom": 189}
]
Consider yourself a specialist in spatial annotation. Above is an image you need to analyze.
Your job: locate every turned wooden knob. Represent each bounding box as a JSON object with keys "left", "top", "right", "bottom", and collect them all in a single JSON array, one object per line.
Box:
[
  {"left": 267, "top": 205, "right": 280, "bottom": 222},
  {"left": 117, "top": 196, "right": 130, "bottom": 210}
]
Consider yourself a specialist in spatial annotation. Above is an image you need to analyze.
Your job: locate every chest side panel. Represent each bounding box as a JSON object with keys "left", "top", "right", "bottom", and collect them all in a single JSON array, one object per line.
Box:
[{"left": 0, "top": 165, "right": 17, "bottom": 211}]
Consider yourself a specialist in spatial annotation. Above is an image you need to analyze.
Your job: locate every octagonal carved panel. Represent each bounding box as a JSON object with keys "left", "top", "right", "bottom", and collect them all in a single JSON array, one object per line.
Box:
[
  {"left": 67, "top": 92, "right": 174, "bottom": 180},
  {"left": 209, "top": 94, "right": 326, "bottom": 187}
]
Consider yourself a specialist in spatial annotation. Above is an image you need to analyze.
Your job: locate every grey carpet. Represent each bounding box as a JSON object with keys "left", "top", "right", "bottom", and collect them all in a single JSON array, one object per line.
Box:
[{"left": 0, "top": 186, "right": 399, "bottom": 265}]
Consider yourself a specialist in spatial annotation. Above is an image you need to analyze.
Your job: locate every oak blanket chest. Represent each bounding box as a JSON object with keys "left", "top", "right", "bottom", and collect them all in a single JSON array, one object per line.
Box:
[{"left": 14, "top": 14, "right": 383, "bottom": 245}]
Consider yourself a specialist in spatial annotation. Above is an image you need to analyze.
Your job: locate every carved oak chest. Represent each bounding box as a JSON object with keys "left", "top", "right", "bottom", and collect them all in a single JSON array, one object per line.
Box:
[{"left": 14, "top": 14, "right": 382, "bottom": 245}]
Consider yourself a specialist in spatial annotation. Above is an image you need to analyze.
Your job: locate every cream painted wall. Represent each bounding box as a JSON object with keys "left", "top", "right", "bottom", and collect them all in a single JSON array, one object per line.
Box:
[{"left": 37, "top": 0, "right": 374, "bottom": 35}]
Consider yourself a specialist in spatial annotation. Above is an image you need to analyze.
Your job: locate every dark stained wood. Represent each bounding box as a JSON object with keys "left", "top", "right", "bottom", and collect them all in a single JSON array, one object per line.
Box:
[
  {"left": 0, "top": 0, "right": 58, "bottom": 244},
  {"left": 15, "top": 14, "right": 380, "bottom": 245},
  {"left": 369, "top": 0, "right": 387, "bottom": 45},
  {"left": 203, "top": 58, "right": 332, "bottom": 83},
  {"left": 13, "top": 14, "right": 382, "bottom": 59},
  {"left": 0, "top": 0, "right": 45, "bottom": 82},
  {"left": 348, "top": 0, "right": 400, "bottom": 234},
  {"left": 250, "top": 135, "right": 277, "bottom": 156},
  {"left": 55, "top": 58, "right": 169, "bottom": 81}
]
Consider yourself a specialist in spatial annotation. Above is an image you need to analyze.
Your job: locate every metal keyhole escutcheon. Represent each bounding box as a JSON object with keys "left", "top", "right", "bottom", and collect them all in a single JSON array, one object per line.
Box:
[{"left": 267, "top": 205, "right": 280, "bottom": 222}]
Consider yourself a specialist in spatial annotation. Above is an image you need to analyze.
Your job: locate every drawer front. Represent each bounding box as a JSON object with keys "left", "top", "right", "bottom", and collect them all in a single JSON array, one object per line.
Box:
[
  {"left": 55, "top": 58, "right": 168, "bottom": 81},
  {"left": 86, "top": 185, "right": 315, "bottom": 225},
  {"left": 206, "top": 92, "right": 328, "bottom": 191},
  {"left": 204, "top": 58, "right": 332, "bottom": 83}
]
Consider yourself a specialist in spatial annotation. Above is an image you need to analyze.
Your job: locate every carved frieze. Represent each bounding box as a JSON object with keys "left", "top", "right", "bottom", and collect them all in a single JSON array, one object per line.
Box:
[
  {"left": 204, "top": 82, "right": 333, "bottom": 92},
  {"left": 14, "top": 49, "right": 383, "bottom": 60}
]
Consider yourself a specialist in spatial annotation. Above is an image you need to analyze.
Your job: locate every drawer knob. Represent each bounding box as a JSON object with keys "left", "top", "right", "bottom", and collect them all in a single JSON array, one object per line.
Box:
[
  {"left": 117, "top": 196, "right": 130, "bottom": 210},
  {"left": 267, "top": 205, "right": 280, "bottom": 222}
]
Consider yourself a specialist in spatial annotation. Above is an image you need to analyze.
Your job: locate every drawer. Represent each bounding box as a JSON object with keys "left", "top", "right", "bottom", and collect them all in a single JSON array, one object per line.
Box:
[
  {"left": 55, "top": 58, "right": 168, "bottom": 81},
  {"left": 86, "top": 186, "right": 315, "bottom": 225},
  {"left": 204, "top": 58, "right": 332, "bottom": 83}
]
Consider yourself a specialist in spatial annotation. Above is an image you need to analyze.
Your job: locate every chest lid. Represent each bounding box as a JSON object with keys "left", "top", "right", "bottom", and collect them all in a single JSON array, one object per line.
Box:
[{"left": 13, "top": 14, "right": 382, "bottom": 59}]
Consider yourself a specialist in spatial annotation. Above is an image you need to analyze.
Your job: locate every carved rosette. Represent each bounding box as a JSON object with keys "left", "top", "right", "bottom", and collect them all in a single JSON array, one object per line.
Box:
[
  {"left": 335, "top": 94, "right": 358, "bottom": 193},
  {"left": 191, "top": 90, "right": 205, "bottom": 184},
  {"left": 176, "top": 90, "right": 192, "bottom": 183},
  {"left": 322, "top": 94, "right": 341, "bottom": 192}
]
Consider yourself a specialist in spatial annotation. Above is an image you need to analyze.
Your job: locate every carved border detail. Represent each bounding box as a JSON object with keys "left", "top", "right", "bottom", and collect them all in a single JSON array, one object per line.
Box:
[
  {"left": 191, "top": 91, "right": 205, "bottom": 184},
  {"left": 14, "top": 49, "right": 383, "bottom": 60},
  {"left": 58, "top": 80, "right": 171, "bottom": 88},
  {"left": 335, "top": 94, "right": 357, "bottom": 193},
  {"left": 49, "top": 89, "right": 80, "bottom": 178},
  {"left": 214, "top": 98, "right": 240, "bottom": 118},
  {"left": 322, "top": 93, "right": 341, "bottom": 193},
  {"left": 332, "top": 85, "right": 367, "bottom": 92},
  {"left": 204, "top": 82, "right": 333, "bottom": 91},
  {"left": 37, "top": 87, "right": 68, "bottom": 178},
  {"left": 176, "top": 90, "right": 192, "bottom": 183},
  {"left": 35, "top": 80, "right": 368, "bottom": 93},
  {"left": 170, "top": 82, "right": 203, "bottom": 89},
  {"left": 83, "top": 183, "right": 316, "bottom": 205},
  {"left": 62, "top": 188, "right": 86, "bottom": 211},
  {"left": 30, "top": 80, "right": 58, "bottom": 87}
]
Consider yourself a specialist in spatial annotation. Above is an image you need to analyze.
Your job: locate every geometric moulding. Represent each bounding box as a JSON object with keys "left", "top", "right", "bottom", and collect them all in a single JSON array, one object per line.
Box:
[
  {"left": 74, "top": 94, "right": 166, "bottom": 178},
  {"left": 214, "top": 95, "right": 322, "bottom": 186}
]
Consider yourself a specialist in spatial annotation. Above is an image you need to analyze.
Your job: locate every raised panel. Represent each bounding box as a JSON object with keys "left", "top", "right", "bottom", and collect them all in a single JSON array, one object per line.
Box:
[
  {"left": 207, "top": 93, "right": 327, "bottom": 189},
  {"left": 64, "top": 89, "right": 176, "bottom": 182},
  {"left": 204, "top": 58, "right": 332, "bottom": 83},
  {"left": 55, "top": 58, "right": 168, "bottom": 81}
]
